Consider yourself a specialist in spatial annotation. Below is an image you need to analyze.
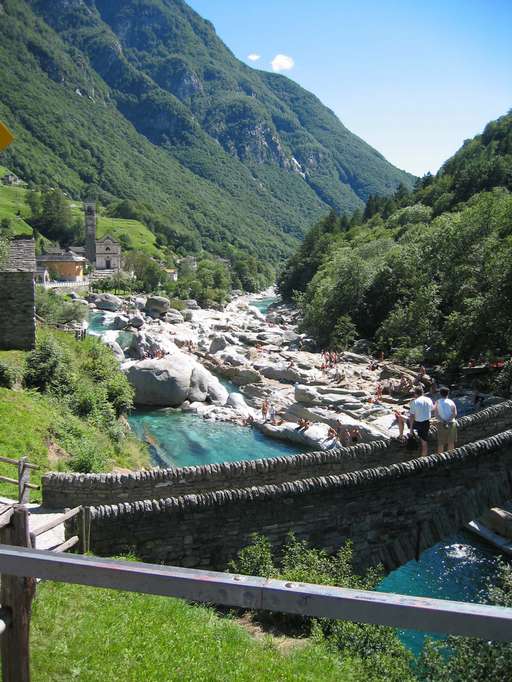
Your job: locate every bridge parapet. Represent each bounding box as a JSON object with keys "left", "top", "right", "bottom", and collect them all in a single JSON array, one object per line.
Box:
[
  {"left": 68, "top": 426, "right": 512, "bottom": 572},
  {"left": 44, "top": 400, "right": 512, "bottom": 508}
]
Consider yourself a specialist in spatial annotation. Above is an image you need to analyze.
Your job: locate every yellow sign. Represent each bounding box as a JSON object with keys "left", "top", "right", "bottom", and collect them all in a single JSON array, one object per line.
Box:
[{"left": 0, "top": 122, "right": 14, "bottom": 151}]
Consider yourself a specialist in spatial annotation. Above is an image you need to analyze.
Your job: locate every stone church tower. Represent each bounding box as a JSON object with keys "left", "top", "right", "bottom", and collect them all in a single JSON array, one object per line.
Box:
[{"left": 84, "top": 200, "right": 97, "bottom": 266}]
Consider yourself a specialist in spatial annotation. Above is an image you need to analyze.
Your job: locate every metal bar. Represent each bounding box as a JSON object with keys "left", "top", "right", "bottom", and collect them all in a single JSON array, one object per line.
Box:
[
  {"left": 0, "top": 458, "right": 39, "bottom": 470},
  {"left": 30, "top": 506, "right": 82, "bottom": 539},
  {"left": 0, "top": 545, "right": 512, "bottom": 640}
]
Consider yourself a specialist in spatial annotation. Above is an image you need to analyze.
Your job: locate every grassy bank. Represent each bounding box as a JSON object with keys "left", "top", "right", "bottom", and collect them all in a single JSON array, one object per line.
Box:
[
  {"left": 0, "top": 328, "right": 150, "bottom": 502},
  {"left": 31, "top": 581, "right": 362, "bottom": 682}
]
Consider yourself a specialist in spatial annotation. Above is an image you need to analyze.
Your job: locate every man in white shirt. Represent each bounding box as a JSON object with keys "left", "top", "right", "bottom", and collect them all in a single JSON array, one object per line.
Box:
[
  {"left": 434, "top": 386, "right": 457, "bottom": 453},
  {"left": 408, "top": 386, "right": 434, "bottom": 456}
]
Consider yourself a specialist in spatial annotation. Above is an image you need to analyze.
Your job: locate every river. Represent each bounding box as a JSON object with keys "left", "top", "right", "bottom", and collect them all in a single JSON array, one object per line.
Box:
[{"left": 88, "top": 300, "right": 510, "bottom": 655}]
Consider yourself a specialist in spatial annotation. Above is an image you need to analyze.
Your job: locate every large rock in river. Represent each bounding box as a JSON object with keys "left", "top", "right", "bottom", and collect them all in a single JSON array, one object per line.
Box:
[
  {"left": 125, "top": 355, "right": 228, "bottom": 407},
  {"left": 145, "top": 296, "right": 170, "bottom": 318},
  {"left": 94, "top": 293, "right": 123, "bottom": 312}
]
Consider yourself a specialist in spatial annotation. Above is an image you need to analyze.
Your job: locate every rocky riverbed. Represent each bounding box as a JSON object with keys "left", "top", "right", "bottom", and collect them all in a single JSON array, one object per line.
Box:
[{"left": 86, "top": 289, "right": 429, "bottom": 450}]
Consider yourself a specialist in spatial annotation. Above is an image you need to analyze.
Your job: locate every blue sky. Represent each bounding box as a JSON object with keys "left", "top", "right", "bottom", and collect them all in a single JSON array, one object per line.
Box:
[{"left": 187, "top": 0, "right": 512, "bottom": 176}]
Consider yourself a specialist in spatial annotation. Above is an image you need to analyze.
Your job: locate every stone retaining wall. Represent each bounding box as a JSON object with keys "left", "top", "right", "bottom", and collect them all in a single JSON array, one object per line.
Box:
[
  {"left": 69, "top": 429, "right": 512, "bottom": 571},
  {"left": 44, "top": 401, "right": 512, "bottom": 507},
  {"left": 0, "top": 272, "right": 36, "bottom": 351}
]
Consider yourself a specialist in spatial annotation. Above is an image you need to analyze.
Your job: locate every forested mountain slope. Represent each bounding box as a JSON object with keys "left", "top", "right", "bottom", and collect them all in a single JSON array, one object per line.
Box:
[
  {"left": 0, "top": 0, "right": 412, "bottom": 267},
  {"left": 278, "top": 112, "right": 512, "bottom": 366}
]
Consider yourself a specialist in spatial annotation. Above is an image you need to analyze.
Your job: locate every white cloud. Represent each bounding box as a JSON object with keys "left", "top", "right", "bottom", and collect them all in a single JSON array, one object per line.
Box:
[
  {"left": 271, "top": 54, "right": 295, "bottom": 72},
  {"left": 247, "top": 53, "right": 261, "bottom": 62}
]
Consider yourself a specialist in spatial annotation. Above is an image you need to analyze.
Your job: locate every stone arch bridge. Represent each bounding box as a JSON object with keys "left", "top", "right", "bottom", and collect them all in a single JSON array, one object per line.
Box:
[{"left": 43, "top": 402, "right": 512, "bottom": 572}]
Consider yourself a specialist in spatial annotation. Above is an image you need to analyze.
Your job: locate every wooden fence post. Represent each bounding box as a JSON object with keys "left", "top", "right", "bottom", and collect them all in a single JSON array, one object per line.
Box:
[
  {"left": 80, "top": 506, "right": 90, "bottom": 554},
  {"left": 0, "top": 505, "right": 35, "bottom": 682},
  {"left": 17, "top": 459, "right": 30, "bottom": 506}
]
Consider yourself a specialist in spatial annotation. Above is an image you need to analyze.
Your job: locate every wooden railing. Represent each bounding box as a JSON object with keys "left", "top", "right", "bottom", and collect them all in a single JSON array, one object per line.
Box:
[
  {"left": 0, "top": 457, "right": 39, "bottom": 505},
  {"left": 1, "top": 503, "right": 512, "bottom": 681},
  {"left": 0, "top": 504, "right": 84, "bottom": 681}
]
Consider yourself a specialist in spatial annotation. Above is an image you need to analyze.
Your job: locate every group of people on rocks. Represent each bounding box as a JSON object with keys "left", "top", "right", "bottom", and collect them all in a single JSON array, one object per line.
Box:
[
  {"left": 141, "top": 348, "right": 168, "bottom": 360},
  {"left": 259, "top": 399, "right": 283, "bottom": 426},
  {"left": 395, "top": 385, "right": 458, "bottom": 456},
  {"left": 327, "top": 422, "right": 361, "bottom": 446},
  {"left": 320, "top": 351, "right": 342, "bottom": 370}
]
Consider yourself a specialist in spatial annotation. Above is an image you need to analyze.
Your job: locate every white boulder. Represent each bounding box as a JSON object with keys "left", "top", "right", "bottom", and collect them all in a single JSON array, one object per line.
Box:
[
  {"left": 145, "top": 296, "right": 170, "bottom": 318},
  {"left": 226, "top": 392, "right": 250, "bottom": 416},
  {"left": 125, "top": 354, "right": 228, "bottom": 407},
  {"left": 94, "top": 294, "right": 123, "bottom": 312}
]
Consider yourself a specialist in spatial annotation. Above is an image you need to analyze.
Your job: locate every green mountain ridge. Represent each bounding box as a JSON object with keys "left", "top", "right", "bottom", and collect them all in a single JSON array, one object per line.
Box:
[
  {"left": 278, "top": 111, "right": 512, "bottom": 366},
  {"left": 0, "top": 0, "right": 412, "bottom": 265}
]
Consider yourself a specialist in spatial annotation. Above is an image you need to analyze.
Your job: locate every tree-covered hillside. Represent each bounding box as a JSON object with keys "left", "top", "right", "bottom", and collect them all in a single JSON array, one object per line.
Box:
[
  {"left": 0, "top": 0, "right": 412, "bottom": 270},
  {"left": 278, "top": 112, "right": 512, "bottom": 366}
]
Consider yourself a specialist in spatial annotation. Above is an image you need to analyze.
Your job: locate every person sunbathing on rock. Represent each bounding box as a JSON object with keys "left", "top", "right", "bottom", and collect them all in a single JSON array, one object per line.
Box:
[
  {"left": 296, "top": 418, "right": 311, "bottom": 431},
  {"left": 327, "top": 426, "right": 338, "bottom": 441},
  {"left": 350, "top": 427, "right": 361, "bottom": 444}
]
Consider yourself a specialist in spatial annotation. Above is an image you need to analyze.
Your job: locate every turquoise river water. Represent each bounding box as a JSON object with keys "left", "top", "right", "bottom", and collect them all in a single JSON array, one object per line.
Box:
[{"left": 88, "top": 305, "right": 509, "bottom": 655}]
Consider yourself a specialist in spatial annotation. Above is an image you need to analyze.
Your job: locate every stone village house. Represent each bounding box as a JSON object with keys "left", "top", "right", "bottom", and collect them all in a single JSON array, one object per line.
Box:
[{"left": 0, "top": 238, "right": 36, "bottom": 350}]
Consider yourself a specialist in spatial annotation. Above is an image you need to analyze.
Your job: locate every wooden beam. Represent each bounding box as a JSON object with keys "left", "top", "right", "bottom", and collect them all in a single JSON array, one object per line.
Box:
[
  {"left": 1, "top": 544, "right": 512, "bottom": 641},
  {"left": 18, "top": 458, "right": 30, "bottom": 505},
  {"left": 0, "top": 507, "right": 14, "bottom": 530},
  {"left": 0, "top": 508, "right": 35, "bottom": 682},
  {"left": 0, "top": 607, "right": 12, "bottom": 636},
  {"left": 0, "top": 477, "right": 38, "bottom": 491},
  {"left": 49, "top": 536, "right": 79, "bottom": 554},
  {"left": 29, "top": 506, "right": 82, "bottom": 539},
  {"left": 0, "top": 458, "right": 38, "bottom": 470}
]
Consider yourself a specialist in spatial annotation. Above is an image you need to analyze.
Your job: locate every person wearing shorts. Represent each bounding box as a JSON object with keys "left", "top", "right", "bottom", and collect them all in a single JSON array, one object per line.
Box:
[
  {"left": 434, "top": 387, "right": 457, "bottom": 453},
  {"left": 409, "top": 386, "right": 434, "bottom": 456}
]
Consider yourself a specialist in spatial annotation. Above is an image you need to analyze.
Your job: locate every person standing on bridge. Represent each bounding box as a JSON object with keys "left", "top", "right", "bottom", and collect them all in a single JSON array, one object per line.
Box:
[
  {"left": 409, "top": 386, "right": 434, "bottom": 456},
  {"left": 434, "top": 387, "right": 457, "bottom": 453}
]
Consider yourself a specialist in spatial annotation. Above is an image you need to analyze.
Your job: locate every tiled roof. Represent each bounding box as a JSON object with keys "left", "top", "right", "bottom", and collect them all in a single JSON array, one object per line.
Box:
[
  {"left": 96, "top": 234, "right": 120, "bottom": 244},
  {"left": 37, "top": 252, "right": 86, "bottom": 263},
  {"left": 2, "top": 238, "right": 36, "bottom": 272}
]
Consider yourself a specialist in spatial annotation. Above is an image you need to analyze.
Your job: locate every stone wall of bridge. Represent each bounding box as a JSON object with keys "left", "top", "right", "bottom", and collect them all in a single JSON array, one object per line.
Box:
[
  {"left": 46, "top": 401, "right": 512, "bottom": 508},
  {"left": 69, "top": 429, "right": 512, "bottom": 572}
]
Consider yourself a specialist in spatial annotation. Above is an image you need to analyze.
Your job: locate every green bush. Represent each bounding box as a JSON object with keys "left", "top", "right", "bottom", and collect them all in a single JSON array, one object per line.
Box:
[
  {"left": 35, "top": 287, "right": 87, "bottom": 325},
  {"left": 418, "top": 564, "right": 512, "bottom": 681},
  {"left": 67, "top": 439, "right": 108, "bottom": 474},
  {"left": 24, "top": 335, "right": 74, "bottom": 396},
  {"left": 493, "top": 360, "right": 512, "bottom": 398},
  {"left": 105, "top": 374, "right": 134, "bottom": 417},
  {"left": 230, "top": 534, "right": 414, "bottom": 681},
  {"left": 0, "top": 362, "right": 17, "bottom": 389},
  {"left": 70, "top": 383, "right": 115, "bottom": 428}
]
